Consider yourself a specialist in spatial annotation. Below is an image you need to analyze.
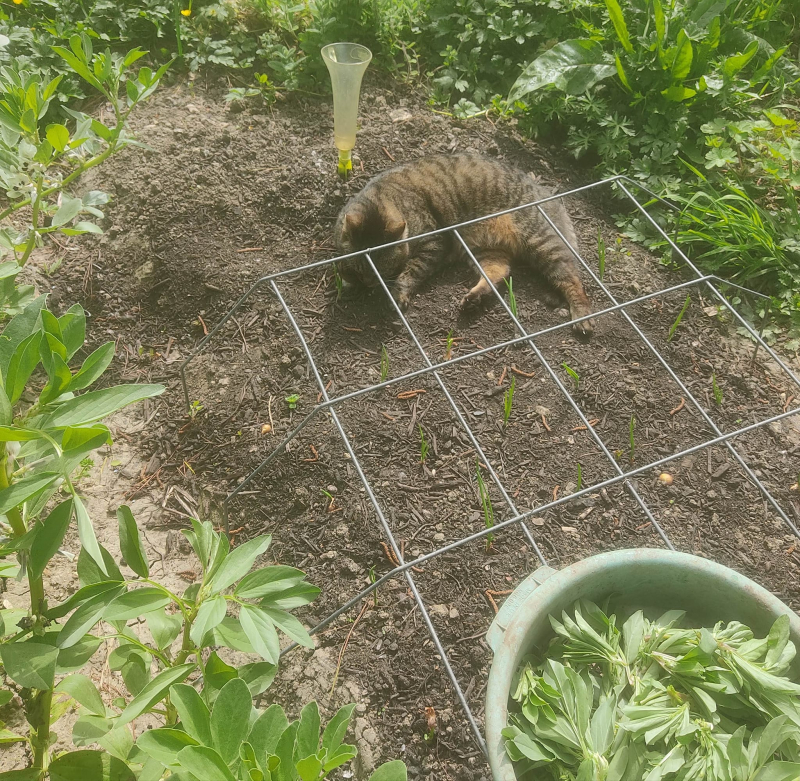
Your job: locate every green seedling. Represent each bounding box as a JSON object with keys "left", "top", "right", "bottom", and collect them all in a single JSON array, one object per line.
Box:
[
  {"left": 576, "top": 462, "right": 583, "bottom": 491},
  {"left": 598, "top": 228, "right": 606, "bottom": 281},
  {"left": 505, "top": 277, "right": 518, "bottom": 318},
  {"left": 629, "top": 414, "right": 636, "bottom": 463},
  {"left": 380, "top": 343, "right": 389, "bottom": 382},
  {"left": 445, "top": 329, "right": 455, "bottom": 361},
  {"left": 712, "top": 373, "right": 723, "bottom": 406},
  {"left": 321, "top": 488, "right": 337, "bottom": 512},
  {"left": 476, "top": 463, "right": 495, "bottom": 551},
  {"left": 43, "top": 256, "right": 64, "bottom": 277},
  {"left": 562, "top": 362, "right": 580, "bottom": 390},
  {"left": 189, "top": 399, "right": 204, "bottom": 418},
  {"left": 419, "top": 425, "right": 429, "bottom": 464},
  {"left": 668, "top": 293, "right": 692, "bottom": 342},
  {"left": 503, "top": 376, "right": 516, "bottom": 427},
  {"left": 332, "top": 263, "right": 343, "bottom": 301},
  {"left": 368, "top": 565, "right": 378, "bottom": 606},
  {"left": 285, "top": 393, "right": 300, "bottom": 409}
]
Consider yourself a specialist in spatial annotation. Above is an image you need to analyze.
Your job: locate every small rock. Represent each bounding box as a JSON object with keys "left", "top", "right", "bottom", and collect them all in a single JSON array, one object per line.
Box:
[
  {"left": 428, "top": 604, "right": 449, "bottom": 617},
  {"left": 529, "top": 517, "right": 545, "bottom": 526},
  {"left": 534, "top": 405, "right": 550, "bottom": 417},
  {"left": 449, "top": 608, "right": 459, "bottom": 619},
  {"left": 390, "top": 107, "right": 412, "bottom": 123}
]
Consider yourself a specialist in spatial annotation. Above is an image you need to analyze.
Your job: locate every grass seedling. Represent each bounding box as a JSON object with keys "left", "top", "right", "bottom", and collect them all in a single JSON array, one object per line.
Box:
[
  {"left": 597, "top": 228, "right": 606, "bottom": 281},
  {"left": 419, "top": 425, "right": 429, "bottom": 464},
  {"left": 321, "top": 488, "right": 337, "bottom": 512},
  {"left": 445, "top": 329, "right": 454, "bottom": 361},
  {"left": 712, "top": 373, "right": 723, "bottom": 406},
  {"left": 562, "top": 362, "right": 580, "bottom": 390},
  {"left": 380, "top": 343, "right": 389, "bottom": 382},
  {"left": 285, "top": 393, "right": 300, "bottom": 409},
  {"left": 668, "top": 293, "right": 691, "bottom": 342},
  {"left": 368, "top": 565, "right": 378, "bottom": 606},
  {"left": 505, "top": 277, "right": 518, "bottom": 318},
  {"left": 332, "top": 263, "right": 343, "bottom": 301},
  {"left": 629, "top": 414, "right": 636, "bottom": 463},
  {"left": 576, "top": 462, "right": 583, "bottom": 491},
  {"left": 503, "top": 377, "right": 516, "bottom": 427},
  {"left": 476, "top": 463, "right": 495, "bottom": 551}
]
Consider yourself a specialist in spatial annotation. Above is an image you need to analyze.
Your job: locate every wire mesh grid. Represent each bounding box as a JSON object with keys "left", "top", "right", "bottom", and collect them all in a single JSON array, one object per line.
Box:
[{"left": 179, "top": 174, "right": 800, "bottom": 756}]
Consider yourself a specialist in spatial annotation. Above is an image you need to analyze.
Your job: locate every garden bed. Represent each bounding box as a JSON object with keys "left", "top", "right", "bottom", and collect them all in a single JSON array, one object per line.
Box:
[{"left": 38, "top": 72, "right": 800, "bottom": 780}]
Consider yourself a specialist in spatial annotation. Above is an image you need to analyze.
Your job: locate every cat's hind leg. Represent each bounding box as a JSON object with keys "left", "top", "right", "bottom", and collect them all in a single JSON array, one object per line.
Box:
[{"left": 460, "top": 250, "right": 512, "bottom": 309}]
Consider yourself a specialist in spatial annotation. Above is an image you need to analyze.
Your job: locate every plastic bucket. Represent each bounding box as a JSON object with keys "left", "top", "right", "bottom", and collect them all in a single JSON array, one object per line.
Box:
[{"left": 484, "top": 548, "right": 800, "bottom": 781}]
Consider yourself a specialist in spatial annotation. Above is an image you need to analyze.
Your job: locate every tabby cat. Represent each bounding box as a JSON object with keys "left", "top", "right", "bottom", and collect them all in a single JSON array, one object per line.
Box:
[{"left": 334, "top": 153, "right": 595, "bottom": 336}]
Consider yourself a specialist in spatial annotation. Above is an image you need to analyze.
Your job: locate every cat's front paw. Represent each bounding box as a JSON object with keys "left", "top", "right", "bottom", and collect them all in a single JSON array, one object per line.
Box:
[
  {"left": 460, "top": 288, "right": 485, "bottom": 310},
  {"left": 570, "top": 308, "right": 595, "bottom": 339},
  {"left": 393, "top": 289, "right": 412, "bottom": 312}
]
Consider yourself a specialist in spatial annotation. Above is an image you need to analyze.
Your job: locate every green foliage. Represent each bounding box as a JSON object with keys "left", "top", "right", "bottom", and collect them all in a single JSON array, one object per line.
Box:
[
  {"left": 505, "top": 603, "right": 800, "bottom": 781},
  {"left": 476, "top": 462, "right": 494, "bottom": 551},
  {"left": 0, "top": 35, "right": 169, "bottom": 301},
  {"left": 285, "top": 393, "right": 300, "bottom": 409},
  {"left": 668, "top": 294, "right": 692, "bottom": 342},
  {"left": 503, "top": 376, "right": 515, "bottom": 426},
  {"left": 380, "top": 343, "right": 389, "bottom": 382},
  {"left": 712, "top": 372, "right": 724, "bottom": 406},
  {"left": 562, "top": 362, "right": 580, "bottom": 390},
  {"left": 505, "top": 277, "right": 518, "bottom": 318}
]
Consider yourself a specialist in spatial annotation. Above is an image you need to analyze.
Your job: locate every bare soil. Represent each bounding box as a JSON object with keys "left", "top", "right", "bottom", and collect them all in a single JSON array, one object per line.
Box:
[{"left": 6, "top": 71, "right": 800, "bottom": 779}]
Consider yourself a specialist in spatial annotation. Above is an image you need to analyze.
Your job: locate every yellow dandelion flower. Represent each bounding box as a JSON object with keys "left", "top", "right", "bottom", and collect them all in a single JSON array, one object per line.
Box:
[
  {"left": 181, "top": 7, "right": 191, "bottom": 15},
  {"left": 13, "top": 0, "right": 24, "bottom": 5}
]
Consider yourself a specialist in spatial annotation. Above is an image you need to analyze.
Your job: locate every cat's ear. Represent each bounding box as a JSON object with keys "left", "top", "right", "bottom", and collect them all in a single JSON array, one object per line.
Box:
[
  {"left": 344, "top": 210, "right": 363, "bottom": 233},
  {"left": 383, "top": 218, "right": 406, "bottom": 241}
]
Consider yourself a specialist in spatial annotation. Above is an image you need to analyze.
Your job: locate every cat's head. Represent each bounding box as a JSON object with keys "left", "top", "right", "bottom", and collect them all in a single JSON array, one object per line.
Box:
[{"left": 335, "top": 200, "right": 409, "bottom": 287}]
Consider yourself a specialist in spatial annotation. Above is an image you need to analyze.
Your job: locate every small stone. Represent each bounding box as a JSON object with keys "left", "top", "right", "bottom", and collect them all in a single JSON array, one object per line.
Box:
[
  {"left": 428, "top": 604, "right": 449, "bottom": 617},
  {"left": 561, "top": 526, "right": 578, "bottom": 534},
  {"left": 534, "top": 405, "right": 550, "bottom": 417},
  {"left": 449, "top": 608, "right": 459, "bottom": 619},
  {"left": 390, "top": 107, "right": 412, "bottom": 123},
  {"left": 529, "top": 517, "right": 545, "bottom": 526}
]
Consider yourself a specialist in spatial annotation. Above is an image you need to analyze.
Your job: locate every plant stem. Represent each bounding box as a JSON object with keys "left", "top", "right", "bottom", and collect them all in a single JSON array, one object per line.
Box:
[
  {"left": 18, "top": 172, "right": 43, "bottom": 267},
  {"left": 30, "top": 688, "right": 53, "bottom": 772}
]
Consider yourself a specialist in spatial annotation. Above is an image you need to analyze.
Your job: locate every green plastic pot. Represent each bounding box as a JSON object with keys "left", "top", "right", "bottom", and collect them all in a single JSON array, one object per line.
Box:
[{"left": 484, "top": 548, "right": 800, "bottom": 781}]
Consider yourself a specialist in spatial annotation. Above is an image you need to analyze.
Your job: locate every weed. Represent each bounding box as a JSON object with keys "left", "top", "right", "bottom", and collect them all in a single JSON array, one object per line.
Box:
[
  {"left": 562, "top": 362, "right": 580, "bottom": 390},
  {"left": 668, "top": 294, "right": 692, "bottom": 342},
  {"left": 419, "top": 425, "right": 429, "bottom": 464},
  {"left": 380, "top": 343, "right": 389, "bottom": 382},
  {"left": 445, "top": 329, "right": 454, "bottom": 361},
  {"left": 321, "top": 488, "right": 337, "bottom": 512},
  {"left": 368, "top": 565, "right": 378, "bottom": 606},
  {"left": 189, "top": 399, "right": 204, "bottom": 418},
  {"left": 43, "top": 257, "right": 64, "bottom": 277},
  {"left": 476, "top": 463, "right": 495, "bottom": 551},
  {"left": 332, "top": 263, "right": 343, "bottom": 301},
  {"left": 712, "top": 373, "right": 723, "bottom": 406},
  {"left": 597, "top": 228, "right": 606, "bottom": 281},
  {"left": 629, "top": 414, "right": 636, "bottom": 463},
  {"left": 285, "top": 393, "right": 300, "bottom": 409},
  {"left": 505, "top": 277, "right": 517, "bottom": 318},
  {"left": 503, "top": 376, "right": 516, "bottom": 426},
  {"left": 76, "top": 456, "right": 94, "bottom": 481}
]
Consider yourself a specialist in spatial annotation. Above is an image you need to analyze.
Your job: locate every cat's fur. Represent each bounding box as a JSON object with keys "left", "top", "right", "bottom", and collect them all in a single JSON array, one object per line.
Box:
[{"left": 334, "top": 153, "right": 595, "bottom": 336}]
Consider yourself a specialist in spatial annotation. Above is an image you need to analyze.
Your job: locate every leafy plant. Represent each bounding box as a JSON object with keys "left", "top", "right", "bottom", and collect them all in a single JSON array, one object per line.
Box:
[
  {"left": 476, "top": 462, "right": 494, "bottom": 551},
  {"left": 504, "top": 602, "right": 800, "bottom": 781},
  {"left": 137, "top": 689, "right": 407, "bottom": 781},
  {"left": 668, "top": 294, "right": 692, "bottom": 342},
  {"left": 712, "top": 372, "right": 724, "bottom": 406},
  {"left": 0, "top": 36, "right": 170, "bottom": 291},
  {"left": 286, "top": 393, "right": 300, "bottom": 409},
  {"left": 418, "top": 424, "right": 429, "bottom": 464},
  {"left": 380, "top": 343, "right": 389, "bottom": 382},
  {"left": 505, "top": 277, "right": 518, "bottom": 318},
  {"left": 503, "top": 376, "right": 516, "bottom": 427},
  {"left": 562, "top": 362, "right": 580, "bottom": 390}
]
